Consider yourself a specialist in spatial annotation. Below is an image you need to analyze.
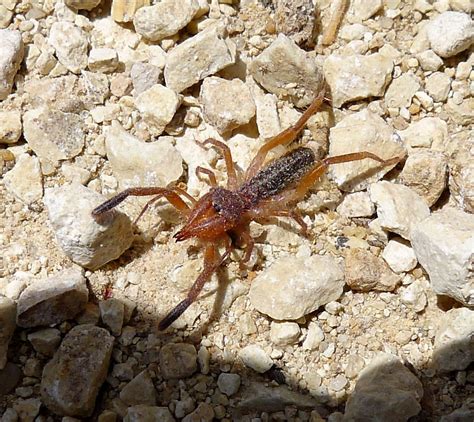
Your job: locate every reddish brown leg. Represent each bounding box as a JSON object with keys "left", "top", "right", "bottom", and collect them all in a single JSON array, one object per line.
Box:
[
  {"left": 197, "top": 138, "right": 238, "bottom": 189},
  {"left": 159, "top": 237, "right": 233, "bottom": 330},
  {"left": 249, "top": 207, "right": 308, "bottom": 235},
  {"left": 245, "top": 90, "right": 325, "bottom": 180},
  {"left": 233, "top": 225, "right": 254, "bottom": 264},
  {"left": 196, "top": 166, "right": 218, "bottom": 187}
]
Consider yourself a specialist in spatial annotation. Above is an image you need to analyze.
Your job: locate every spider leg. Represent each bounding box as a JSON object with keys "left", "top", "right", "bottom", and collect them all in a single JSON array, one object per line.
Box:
[
  {"left": 196, "top": 166, "right": 218, "bottom": 187},
  {"left": 248, "top": 207, "right": 308, "bottom": 236},
  {"left": 197, "top": 138, "right": 238, "bottom": 189},
  {"left": 245, "top": 89, "right": 325, "bottom": 181}
]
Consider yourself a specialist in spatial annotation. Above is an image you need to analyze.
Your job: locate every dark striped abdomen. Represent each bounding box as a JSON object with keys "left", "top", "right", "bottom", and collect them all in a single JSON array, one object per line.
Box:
[{"left": 239, "top": 147, "right": 316, "bottom": 204}]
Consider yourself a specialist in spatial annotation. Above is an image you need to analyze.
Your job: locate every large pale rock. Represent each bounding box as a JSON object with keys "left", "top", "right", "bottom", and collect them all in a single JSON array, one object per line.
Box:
[
  {"left": 49, "top": 22, "right": 89, "bottom": 74},
  {"left": 200, "top": 77, "right": 256, "bottom": 134},
  {"left": 164, "top": 25, "right": 236, "bottom": 93},
  {"left": 328, "top": 110, "right": 406, "bottom": 192},
  {"left": 382, "top": 238, "right": 418, "bottom": 273},
  {"left": 411, "top": 208, "right": 474, "bottom": 306},
  {"left": 249, "top": 255, "right": 344, "bottom": 320},
  {"left": 16, "top": 267, "right": 88, "bottom": 328},
  {"left": 0, "top": 296, "right": 16, "bottom": 369},
  {"left": 433, "top": 308, "right": 474, "bottom": 372},
  {"left": 249, "top": 34, "right": 324, "bottom": 107},
  {"left": 159, "top": 343, "right": 197, "bottom": 379},
  {"left": 369, "top": 181, "right": 430, "bottom": 240},
  {"left": 0, "top": 30, "right": 24, "bottom": 100},
  {"left": 112, "top": 0, "right": 150, "bottom": 23},
  {"left": 133, "top": 0, "right": 199, "bottom": 41},
  {"left": 426, "top": 11, "right": 474, "bottom": 58},
  {"left": 323, "top": 53, "right": 393, "bottom": 107},
  {"left": 0, "top": 110, "right": 22, "bottom": 144},
  {"left": 344, "top": 353, "right": 423, "bottom": 421},
  {"left": 3, "top": 154, "right": 43, "bottom": 205},
  {"left": 41, "top": 324, "right": 114, "bottom": 417},
  {"left": 105, "top": 121, "right": 183, "bottom": 188},
  {"left": 44, "top": 183, "right": 133, "bottom": 270}
]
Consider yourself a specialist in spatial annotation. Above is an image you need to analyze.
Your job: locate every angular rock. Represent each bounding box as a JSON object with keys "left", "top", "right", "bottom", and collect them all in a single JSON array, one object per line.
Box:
[
  {"left": 3, "top": 154, "right": 43, "bottom": 205},
  {"left": 323, "top": 53, "right": 393, "bottom": 107},
  {"left": 416, "top": 49, "right": 443, "bottom": 72},
  {"left": 426, "top": 11, "right": 474, "bottom": 58},
  {"left": 239, "top": 345, "right": 273, "bottom": 373},
  {"left": 249, "top": 255, "right": 344, "bottom": 320},
  {"left": 411, "top": 208, "right": 473, "bottom": 306},
  {"left": 336, "top": 191, "right": 375, "bottom": 218},
  {"left": 399, "top": 279, "right": 428, "bottom": 313},
  {"left": 65, "top": 0, "right": 101, "bottom": 10},
  {"left": 49, "top": 22, "right": 89, "bottom": 74},
  {"left": 0, "top": 29, "right": 24, "bottom": 100},
  {"left": 0, "top": 110, "right": 22, "bottom": 144},
  {"left": 0, "top": 6, "right": 13, "bottom": 29},
  {"left": 135, "top": 84, "right": 181, "bottom": 136},
  {"left": 274, "top": 0, "right": 316, "bottom": 46},
  {"left": 120, "top": 370, "right": 156, "bottom": 406},
  {"left": 112, "top": 0, "right": 150, "bottom": 23},
  {"left": 23, "top": 107, "right": 86, "bottom": 166},
  {"left": 99, "top": 298, "right": 125, "bottom": 336},
  {"left": 348, "top": 0, "right": 383, "bottom": 21},
  {"left": 398, "top": 117, "right": 448, "bottom": 152},
  {"left": 425, "top": 72, "right": 451, "bottom": 102},
  {"left": 200, "top": 77, "right": 256, "bottom": 134},
  {"left": 328, "top": 110, "right": 406, "bottom": 192},
  {"left": 345, "top": 248, "right": 401, "bottom": 292},
  {"left": 445, "top": 97, "right": 474, "bottom": 126},
  {"left": 344, "top": 353, "right": 423, "bottom": 421},
  {"left": 41, "top": 324, "right": 114, "bottom": 417},
  {"left": 124, "top": 405, "right": 175, "bottom": 422},
  {"left": 399, "top": 150, "right": 447, "bottom": 207},
  {"left": 159, "top": 343, "right": 197, "bottom": 379},
  {"left": 27, "top": 328, "right": 62, "bottom": 357},
  {"left": 12, "top": 398, "right": 41, "bottom": 422},
  {"left": 249, "top": 34, "right": 324, "bottom": 107},
  {"left": 433, "top": 308, "right": 474, "bottom": 372},
  {"left": 382, "top": 238, "right": 418, "bottom": 273},
  {"left": 88, "top": 48, "right": 119, "bottom": 73},
  {"left": 133, "top": 0, "right": 199, "bottom": 41},
  {"left": 16, "top": 267, "right": 88, "bottom": 328},
  {"left": 385, "top": 73, "right": 420, "bottom": 108},
  {"left": 164, "top": 25, "right": 236, "bottom": 93},
  {"left": 217, "top": 373, "right": 241, "bottom": 396},
  {"left": 105, "top": 121, "right": 183, "bottom": 188},
  {"left": 369, "top": 181, "right": 430, "bottom": 240},
  {"left": 0, "top": 296, "right": 16, "bottom": 369},
  {"left": 302, "top": 321, "right": 325, "bottom": 350},
  {"left": 44, "top": 183, "right": 133, "bottom": 270},
  {"left": 130, "top": 62, "right": 162, "bottom": 95},
  {"left": 270, "top": 321, "right": 301, "bottom": 346},
  {"left": 183, "top": 403, "right": 214, "bottom": 422}
]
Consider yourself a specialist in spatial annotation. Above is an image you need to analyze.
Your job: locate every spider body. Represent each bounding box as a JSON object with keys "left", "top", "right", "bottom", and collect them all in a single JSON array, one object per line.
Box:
[{"left": 92, "top": 90, "right": 403, "bottom": 331}]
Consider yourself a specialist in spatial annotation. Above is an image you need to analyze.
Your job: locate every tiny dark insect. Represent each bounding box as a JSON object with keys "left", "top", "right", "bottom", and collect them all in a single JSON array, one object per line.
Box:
[{"left": 92, "top": 89, "right": 403, "bottom": 331}]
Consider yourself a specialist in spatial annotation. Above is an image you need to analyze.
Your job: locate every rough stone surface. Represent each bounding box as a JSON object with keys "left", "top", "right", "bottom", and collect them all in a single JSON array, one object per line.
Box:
[
  {"left": 0, "top": 110, "right": 22, "bottom": 144},
  {"left": 269, "top": 321, "right": 301, "bottom": 346},
  {"left": 105, "top": 121, "right": 183, "bottom": 188},
  {"left": 0, "top": 29, "right": 23, "bottom": 100},
  {"left": 0, "top": 296, "right": 16, "bottom": 369},
  {"left": 3, "top": 154, "right": 43, "bottom": 205},
  {"left": 345, "top": 248, "right": 401, "bottom": 292},
  {"left": 23, "top": 107, "right": 86, "bottom": 166},
  {"left": 274, "top": 0, "right": 316, "bottom": 46},
  {"left": 16, "top": 267, "right": 88, "bottom": 328},
  {"left": 348, "top": 0, "right": 383, "bottom": 21},
  {"left": 88, "top": 48, "right": 119, "bottom": 73},
  {"left": 249, "top": 255, "right": 344, "bottom": 320},
  {"left": 398, "top": 117, "right": 448, "bottom": 151},
  {"left": 182, "top": 403, "right": 214, "bottom": 422},
  {"left": 433, "top": 308, "right": 474, "bottom": 372},
  {"left": 27, "top": 328, "right": 62, "bottom": 357},
  {"left": 159, "top": 343, "right": 197, "bottom": 379},
  {"left": 382, "top": 238, "right": 418, "bottom": 273},
  {"left": 369, "top": 181, "right": 430, "bottom": 240},
  {"left": 119, "top": 370, "right": 157, "bottom": 406},
  {"left": 41, "top": 324, "right": 114, "bottom": 417},
  {"left": 124, "top": 405, "right": 175, "bottom": 422},
  {"left": 49, "top": 22, "right": 88, "bottom": 73},
  {"left": 302, "top": 321, "right": 325, "bottom": 350},
  {"left": 323, "top": 53, "right": 393, "bottom": 107},
  {"left": 112, "top": 0, "right": 150, "bottom": 23},
  {"left": 411, "top": 208, "right": 474, "bottom": 306},
  {"left": 399, "top": 279, "right": 428, "bottom": 313},
  {"left": 130, "top": 62, "right": 162, "bottom": 95},
  {"left": 425, "top": 71, "right": 451, "bottom": 102},
  {"left": 239, "top": 345, "right": 273, "bottom": 373},
  {"left": 336, "top": 191, "right": 375, "bottom": 217},
  {"left": 133, "top": 0, "right": 199, "bottom": 41},
  {"left": 385, "top": 73, "right": 420, "bottom": 108},
  {"left": 249, "top": 33, "right": 324, "bottom": 107},
  {"left": 344, "top": 353, "right": 423, "bottom": 421},
  {"left": 328, "top": 110, "right": 406, "bottom": 192},
  {"left": 65, "top": 0, "right": 101, "bottom": 10},
  {"left": 445, "top": 97, "right": 474, "bottom": 126},
  {"left": 200, "top": 77, "right": 256, "bottom": 134},
  {"left": 44, "top": 183, "right": 134, "bottom": 270},
  {"left": 164, "top": 25, "right": 236, "bottom": 93},
  {"left": 417, "top": 49, "right": 443, "bottom": 72},
  {"left": 426, "top": 11, "right": 474, "bottom": 58},
  {"left": 217, "top": 373, "right": 241, "bottom": 396},
  {"left": 99, "top": 298, "right": 125, "bottom": 336},
  {"left": 399, "top": 150, "right": 447, "bottom": 207}
]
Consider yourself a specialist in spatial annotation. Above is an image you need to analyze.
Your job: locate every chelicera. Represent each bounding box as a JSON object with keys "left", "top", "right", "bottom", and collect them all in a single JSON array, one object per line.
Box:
[{"left": 92, "top": 89, "right": 403, "bottom": 330}]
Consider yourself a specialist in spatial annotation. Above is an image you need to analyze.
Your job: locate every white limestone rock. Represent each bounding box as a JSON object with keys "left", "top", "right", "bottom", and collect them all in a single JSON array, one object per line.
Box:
[
  {"left": 0, "top": 110, "right": 22, "bottom": 144},
  {"left": 88, "top": 48, "right": 118, "bottom": 73},
  {"left": 249, "top": 255, "right": 344, "bottom": 320},
  {"left": 111, "top": 0, "right": 150, "bottom": 23},
  {"left": 105, "top": 121, "right": 183, "bottom": 188},
  {"left": 324, "top": 53, "right": 393, "bottom": 107},
  {"left": 0, "top": 30, "right": 24, "bottom": 100},
  {"left": 382, "top": 238, "right": 418, "bottom": 273},
  {"left": 269, "top": 322, "right": 301, "bottom": 346},
  {"left": 3, "top": 154, "right": 43, "bottom": 205},
  {"left": 425, "top": 71, "right": 451, "bottom": 102},
  {"left": 164, "top": 25, "right": 236, "bottom": 93},
  {"left": 200, "top": 77, "right": 256, "bottom": 134},
  {"left": 328, "top": 110, "right": 406, "bottom": 192},
  {"left": 130, "top": 62, "right": 162, "bottom": 95},
  {"left": 239, "top": 345, "right": 273, "bottom": 373},
  {"left": 398, "top": 117, "right": 448, "bottom": 152},
  {"left": 426, "top": 11, "right": 474, "bottom": 58},
  {"left": 348, "top": 0, "right": 383, "bottom": 21},
  {"left": 411, "top": 208, "right": 474, "bottom": 306},
  {"left": 249, "top": 34, "right": 324, "bottom": 108},
  {"left": 399, "top": 279, "right": 428, "bottom": 312},
  {"left": 44, "top": 183, "right": 133, "bottom": 270},
  {"left": 336, "top": 191, "right": 375, "bottom": 218},
  {"left": 0, "top": 296, "right": 16, "bottom": 369},
  {"left": 385, "top": 73, "right": 420, "bottom": 108},
  {"left": 369, "top": 181, "right": 430, "bottom": 240},
  {"left": 302, "top": 321, "right": 325, "bottom": 350}
]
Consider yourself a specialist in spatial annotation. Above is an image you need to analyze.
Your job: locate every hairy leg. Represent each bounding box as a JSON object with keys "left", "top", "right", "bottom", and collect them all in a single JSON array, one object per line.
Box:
[
  {"left": 248, "top": 206, "right": 308, "bottom": 235},
  {"left": 196, "top": 166, "right": 218, "bottom": 187},
  {"left": 245, "top": 90, "right": 325, "bottom": 181}
]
